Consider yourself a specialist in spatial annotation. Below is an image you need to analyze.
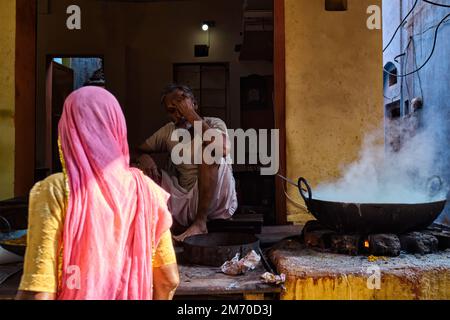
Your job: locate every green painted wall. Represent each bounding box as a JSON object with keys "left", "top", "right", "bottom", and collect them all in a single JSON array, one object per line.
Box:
[{"left": 0, "top": 0, "right": 16, "bottom": 200}]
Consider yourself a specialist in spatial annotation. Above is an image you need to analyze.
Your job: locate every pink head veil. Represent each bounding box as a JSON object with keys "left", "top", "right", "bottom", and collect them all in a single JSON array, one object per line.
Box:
[{"left": 57, "top": 86, "right": 172, "bottom": 300}]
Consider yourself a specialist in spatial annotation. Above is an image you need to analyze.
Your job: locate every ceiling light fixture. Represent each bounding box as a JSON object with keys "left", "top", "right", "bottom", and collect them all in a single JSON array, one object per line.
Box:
[{"left": 201, "top": 20, "right": 215, "bottom": 32}]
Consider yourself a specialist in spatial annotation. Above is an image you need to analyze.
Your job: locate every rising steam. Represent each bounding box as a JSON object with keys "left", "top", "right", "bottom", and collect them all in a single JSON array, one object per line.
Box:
[{"left": 314, "top": 108, "right": 449, "bottom": 204}]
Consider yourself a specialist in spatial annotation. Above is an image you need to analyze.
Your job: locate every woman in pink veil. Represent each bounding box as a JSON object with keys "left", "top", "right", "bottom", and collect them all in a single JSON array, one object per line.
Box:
[{"left": 16, "top": 87, "right": 179, "bottom": 300}]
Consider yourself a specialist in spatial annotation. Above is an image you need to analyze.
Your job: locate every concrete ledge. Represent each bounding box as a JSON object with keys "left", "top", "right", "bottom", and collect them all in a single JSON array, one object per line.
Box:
[{"left": 270, "top": 239, "right": 450, "bottom": 300}]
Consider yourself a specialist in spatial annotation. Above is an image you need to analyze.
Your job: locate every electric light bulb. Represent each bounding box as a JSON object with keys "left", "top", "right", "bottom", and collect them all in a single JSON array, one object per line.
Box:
[{"left": 202, "top": 24, "right": 209, "bottom": 31}]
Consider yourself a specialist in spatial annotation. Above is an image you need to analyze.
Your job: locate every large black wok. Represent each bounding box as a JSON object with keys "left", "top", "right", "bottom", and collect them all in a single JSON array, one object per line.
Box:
[{"left": 297, "top": 177, "right": 447, "bottom": 234}]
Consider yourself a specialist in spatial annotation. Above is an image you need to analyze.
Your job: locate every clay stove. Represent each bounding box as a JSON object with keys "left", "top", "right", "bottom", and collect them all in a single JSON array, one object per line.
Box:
[
  {"left": 301, "top": 220, "right": 450, "bottom": 257},
  {"left": 269, "top": 208, "right": 450, "bottom": 300}
]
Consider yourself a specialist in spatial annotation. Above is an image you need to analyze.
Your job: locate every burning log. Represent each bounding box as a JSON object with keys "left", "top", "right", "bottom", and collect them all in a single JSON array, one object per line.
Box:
[
  {"left": 425, "top": 225, "right": 450, "bottom": 250},
  {"left": 367, "top": 234, "right": 401, "bottom": 257},
  {"left": 428, "top": 232, "right": 450, "bottom": 250},
  {"left": 330, "top": 234, "right": 361, "bottom": 256},
  {"left": 300, "top": 220, "right": 448, "bottom": 257},
  {"left": 301, "top": 220, "right": 335, "bottom": 250},
  {"left": 399, "top": 232, "right": 439, "bottom": 255}
]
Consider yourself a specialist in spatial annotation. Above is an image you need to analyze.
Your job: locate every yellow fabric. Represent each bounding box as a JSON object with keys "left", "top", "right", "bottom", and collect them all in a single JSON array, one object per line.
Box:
[
  {"left": 19, "top": 173, "right": 176, "bottom": 294},
  {"left": 153, "top": 230, "right": 176, "bottom": 268},
  {"left": 19, "top": 174, "right": 65, "bottom": 293}
]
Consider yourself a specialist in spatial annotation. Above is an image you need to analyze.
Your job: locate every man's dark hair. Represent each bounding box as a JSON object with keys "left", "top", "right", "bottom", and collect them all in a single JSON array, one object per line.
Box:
[
  {"left": 160, "top": 83, "right": 198, "bottom": 107},
  {"left": 84, "top": 68, "right": 105, "bottom": 87}
]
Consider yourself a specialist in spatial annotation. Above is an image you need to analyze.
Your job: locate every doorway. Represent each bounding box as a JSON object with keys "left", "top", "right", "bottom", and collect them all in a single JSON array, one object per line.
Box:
[
  {"left": 32, "top": 0, "right": 286, "bottom": 225},
  {"left": 40, "top": 56, "right": 104, "bottom": 179}
]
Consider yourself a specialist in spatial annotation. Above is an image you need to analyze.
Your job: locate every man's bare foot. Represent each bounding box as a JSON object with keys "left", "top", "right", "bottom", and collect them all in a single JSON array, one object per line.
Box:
[{"left": 173, "top": 221, "right": 208, "bottom": 242}]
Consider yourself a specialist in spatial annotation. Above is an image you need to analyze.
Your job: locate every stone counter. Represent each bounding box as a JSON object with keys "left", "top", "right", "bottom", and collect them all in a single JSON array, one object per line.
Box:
[{"left": 269, "top": 238, "right": 450, "bottom": 300}]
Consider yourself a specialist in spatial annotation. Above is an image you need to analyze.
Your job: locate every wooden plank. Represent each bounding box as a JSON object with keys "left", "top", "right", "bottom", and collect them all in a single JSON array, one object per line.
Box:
[
  {"left": 175, "top": 264, "right": 281, "bottom": 296},
  {"left": 2, "top": 263, "right": 281, "bottom": 299}
]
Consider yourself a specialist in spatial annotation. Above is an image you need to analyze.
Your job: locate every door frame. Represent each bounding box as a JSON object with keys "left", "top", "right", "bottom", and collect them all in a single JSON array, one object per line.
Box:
[
  {"left": 43, "top": 54, "right": 104, "bottom": 175},
  {"left": 14, "top": 0, "right": 37, "bottom": 197},
  {"left": 45, "top": 60, "right": 75, "bottom": 173},
  {"left": 274, "top": 0, "right": 287, "bottom": 224}
]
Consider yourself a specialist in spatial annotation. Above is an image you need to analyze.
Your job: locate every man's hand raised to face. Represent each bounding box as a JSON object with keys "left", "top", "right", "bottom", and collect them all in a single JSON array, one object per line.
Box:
[{"left": 172, "top": 94, "right": 201, "bottom": 125}]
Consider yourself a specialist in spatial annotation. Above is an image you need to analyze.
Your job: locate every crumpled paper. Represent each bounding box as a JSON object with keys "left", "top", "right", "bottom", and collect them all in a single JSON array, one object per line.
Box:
[
  {"left": 220, "top": 250, "right": 261, "bottom": 276},
  {"left": 260, "top": 272, "right": 286, "bottom": 285}
]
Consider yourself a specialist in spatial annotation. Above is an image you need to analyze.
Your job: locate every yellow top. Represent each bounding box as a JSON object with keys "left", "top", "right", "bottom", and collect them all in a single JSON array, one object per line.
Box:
[{"left": 19, "top": 173, "right": 176, "bottom": 294}]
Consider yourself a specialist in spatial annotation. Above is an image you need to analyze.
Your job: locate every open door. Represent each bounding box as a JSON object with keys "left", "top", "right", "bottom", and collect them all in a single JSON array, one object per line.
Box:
[{"left": 45, "top": 61, "right": 74, "bottom": 175}]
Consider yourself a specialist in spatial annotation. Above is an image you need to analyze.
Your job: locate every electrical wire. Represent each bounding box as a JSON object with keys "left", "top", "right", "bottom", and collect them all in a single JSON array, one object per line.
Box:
[
  {"left": 383, "top": 0, "right": 450, "bottom": 53},
  {"left": 394, "top": 53, "right": 406, "bottom": 63},
  {"left": 423, "top": 0, "right": 450, "bottom": 8},
  {"left": 383, "top": 38, "right": 411, "bottom": 102},
  {"left": 277, "top": 173, "right": 297, "bottom": 187},
  {"left": 383, "top": 12, "right": 450, "bottom": 78},
  {"left": 410, "top": 16, "right": 450, "bottom": 37},
  {"left": 383, "top": 0, "right": 420, "bottom": 52},
  {"left": 282, "top": 180, "right": 308, "bottom": 210},
  {"left": 277, "top": 174, "right": 308, "bottom": 210}
]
